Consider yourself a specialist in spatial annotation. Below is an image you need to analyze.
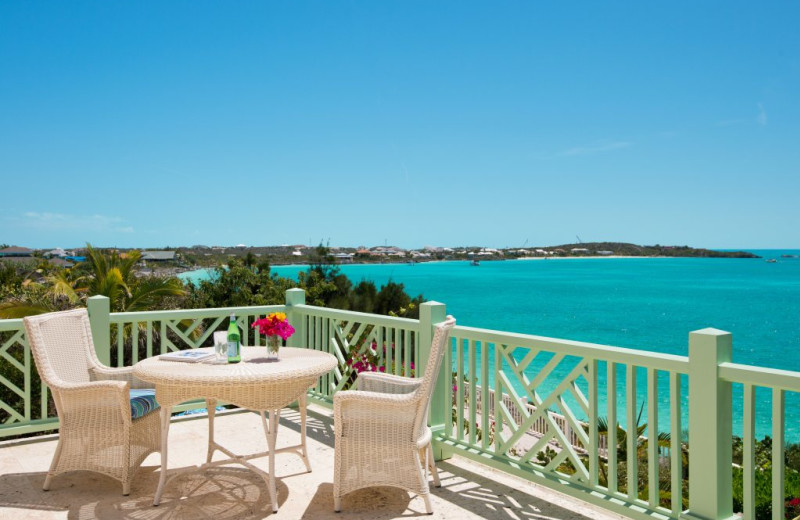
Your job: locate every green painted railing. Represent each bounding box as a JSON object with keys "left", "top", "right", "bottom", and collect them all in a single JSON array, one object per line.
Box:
[
  {"left": 440, "top": 323, "right": 690, "bottom": 520},
  {"left": 1, "top": 290, "right": 799, "bottom": 520}
]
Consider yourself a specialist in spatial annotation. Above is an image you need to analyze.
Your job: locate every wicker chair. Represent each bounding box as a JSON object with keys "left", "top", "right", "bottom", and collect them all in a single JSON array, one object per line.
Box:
[
  {"left": 23, "top": 308, "right": 161, "bottom": 495},
  {"left": 333, "top": 315, "right": 456, "bottom": 514}
]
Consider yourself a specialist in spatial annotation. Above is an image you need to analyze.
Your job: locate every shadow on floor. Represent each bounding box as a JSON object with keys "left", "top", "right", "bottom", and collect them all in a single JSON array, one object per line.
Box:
[
  {"left": 0, "top": 408, "right": 610, "bottom": 520},
  {"left": 0, "top": 465, "right": 277, "bottom": 519}
]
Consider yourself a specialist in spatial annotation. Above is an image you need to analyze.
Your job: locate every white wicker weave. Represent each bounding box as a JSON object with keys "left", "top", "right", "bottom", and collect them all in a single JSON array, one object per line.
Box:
[
  {"left": 333, "top": 315, "right": 456, "bottom": 514},
  {"left": 22, "top": 308, "right": 160, "bottom": 495},
  {"left": 133, "top": 346, "right": 338, "bottom": 511}
]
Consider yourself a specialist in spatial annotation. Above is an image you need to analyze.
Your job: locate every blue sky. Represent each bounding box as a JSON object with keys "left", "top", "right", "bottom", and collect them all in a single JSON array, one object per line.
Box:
[{"left": 1, "top": 2, "right": 798, "bottom": 250}]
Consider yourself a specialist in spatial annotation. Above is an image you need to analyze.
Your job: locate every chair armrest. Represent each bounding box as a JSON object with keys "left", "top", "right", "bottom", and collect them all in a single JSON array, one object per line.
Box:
[
  {"left": 52, "top": 380, "right": 131, "bottom": 425},
  {"left": 357, "top": 372, "right": 421, "bottom": 395},
  {"left": 91, "top": 365, "right": 150, "bottom": 389},
  {"left": 334, "top": 390, "right": 419, "bottom": 436},
  {"left": 334, "top": 389, "right": 417, "bottom": 406}
]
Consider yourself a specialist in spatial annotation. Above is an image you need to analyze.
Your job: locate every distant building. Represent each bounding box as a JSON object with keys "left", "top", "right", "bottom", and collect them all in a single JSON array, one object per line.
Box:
[
  {"left": 571, "top": 248, "right": 590, "bottom": 254},
  {"left": 597, "top": 250, "right": 614, "bottom": 256},
  {"left": 45, "top": 248, "right": 69, "bottom": 258},
  {"left": 333, "top": 253, "right": 354, "bottom": 263},
  {"left": 141, "top": 251, "right": 176, "bottom": 261},
  {"left": 0, "top": 246, "right": 33, "bottom": 257},
  {"left": 49, "top": 258, "right": 74, "bottom": 268}
]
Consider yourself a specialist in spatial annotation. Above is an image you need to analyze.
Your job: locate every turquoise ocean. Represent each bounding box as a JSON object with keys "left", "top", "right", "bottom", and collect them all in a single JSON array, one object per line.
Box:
[{"left": 180, "top": 250, "right": 800, "bottom": 441}]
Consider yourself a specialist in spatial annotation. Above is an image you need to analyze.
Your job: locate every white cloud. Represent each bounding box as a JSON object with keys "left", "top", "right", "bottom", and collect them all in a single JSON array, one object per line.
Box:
[
  {"left": 18, "top": 212, "right": 134, "bottom": 233},
  {"left": 560, "top": 140, "right": 632, "bottom": 157},
  {"left": 757, "top": 103, "right": 767, "bottom": 126}
]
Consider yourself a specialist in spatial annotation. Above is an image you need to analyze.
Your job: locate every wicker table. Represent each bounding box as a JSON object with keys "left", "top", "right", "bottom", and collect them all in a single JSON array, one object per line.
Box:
[{"left": 133, "top": 346, "right": 337, "bottom": 511}]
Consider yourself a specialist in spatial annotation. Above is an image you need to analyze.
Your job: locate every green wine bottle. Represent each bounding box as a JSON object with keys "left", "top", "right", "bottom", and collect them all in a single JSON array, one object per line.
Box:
[{"left": 227, "top": 313, "right": 241, "bottom": 363}]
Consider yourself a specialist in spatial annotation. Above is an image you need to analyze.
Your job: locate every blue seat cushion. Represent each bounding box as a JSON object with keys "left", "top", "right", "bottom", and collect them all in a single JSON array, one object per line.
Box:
[{"left": 130, "top": 389, "right": 159, "bottom": 420}]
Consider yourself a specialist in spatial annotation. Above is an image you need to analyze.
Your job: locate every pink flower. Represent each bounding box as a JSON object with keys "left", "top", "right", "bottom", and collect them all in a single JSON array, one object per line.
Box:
[{"left": 252, "top": 313, "right": 295, "bottom": 340}]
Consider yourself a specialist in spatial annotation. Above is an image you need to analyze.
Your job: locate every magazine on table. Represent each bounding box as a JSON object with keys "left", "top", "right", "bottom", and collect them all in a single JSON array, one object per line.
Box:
[{"left": 159, "top": 349, "right": 215, "bottom": 363}]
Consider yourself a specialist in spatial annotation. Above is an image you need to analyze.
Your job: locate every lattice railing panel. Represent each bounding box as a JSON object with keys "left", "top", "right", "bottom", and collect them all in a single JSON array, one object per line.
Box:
[
  {"left": 295, "top": 308, "right": 419, "bottom": 400},
  {"left": 108, "top": 307, "right": 284, "bottom": 367},
  {"left": 445, "top": 325, "right": 690, "bottom": 519},
  {"left": 0, "top": 326, "right": 30, "bottom": 426},
  {"left": 0, "top": 320, "right": 56, "bottom": 434}
]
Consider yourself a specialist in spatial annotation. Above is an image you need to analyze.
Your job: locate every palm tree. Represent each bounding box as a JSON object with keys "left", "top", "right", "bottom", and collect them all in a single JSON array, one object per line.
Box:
[
  {"left": 0, "top": 244, "right": 186, "bottom": 318},
  {"left": 80, "top": 245, "right": 185, "bottom": 312}
]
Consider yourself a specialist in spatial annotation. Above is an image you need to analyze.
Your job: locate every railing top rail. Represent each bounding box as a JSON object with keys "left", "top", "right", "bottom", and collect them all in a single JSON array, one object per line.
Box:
[
  {"left": 719, "top": 361, "right": 800, "bottom": 392},
  {"left": 293, "top": 304, "right": 419, "bottom": 327},
  {"left": 452, "top": 324, "right": 690, "bottom": 373},
  {"left": 109, "top": 305, "right": 286, "bottom": 321},
  {"left": 0, "top": 318, "right": 23, "bottom": 331}
]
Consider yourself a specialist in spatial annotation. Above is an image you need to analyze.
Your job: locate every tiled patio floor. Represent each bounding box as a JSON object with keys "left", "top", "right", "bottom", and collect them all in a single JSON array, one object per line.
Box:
[{"left": 0, "top": 404, "right": 626, "bottom": 519}]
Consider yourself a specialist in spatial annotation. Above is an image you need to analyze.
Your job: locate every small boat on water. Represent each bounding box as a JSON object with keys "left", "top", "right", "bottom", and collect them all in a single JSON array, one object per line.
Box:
[
  {"left": 766, "top": 259, "right": 778, "bottom": 263},
  {"left": 781, "top": 254, "right": 798, "bottom": 258},
  {"left": 470, "top": 259, "right": 480, "bottom": 266}
]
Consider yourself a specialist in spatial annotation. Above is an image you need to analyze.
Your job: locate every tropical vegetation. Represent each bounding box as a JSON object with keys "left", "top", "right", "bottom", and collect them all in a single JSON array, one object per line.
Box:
[{"left": 0, "top": 245, "right": 186, "bottom": 318}]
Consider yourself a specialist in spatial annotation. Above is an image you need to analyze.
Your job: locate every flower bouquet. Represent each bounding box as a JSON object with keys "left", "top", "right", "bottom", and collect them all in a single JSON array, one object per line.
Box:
[{"left": 252, "top": 312, "right": 295, "bottom": 358}]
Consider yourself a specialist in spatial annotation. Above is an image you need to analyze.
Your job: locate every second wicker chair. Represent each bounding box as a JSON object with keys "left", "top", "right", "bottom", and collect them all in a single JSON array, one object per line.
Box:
[{"left": 333, "top": 315, "right": 456, "bottom": 514}]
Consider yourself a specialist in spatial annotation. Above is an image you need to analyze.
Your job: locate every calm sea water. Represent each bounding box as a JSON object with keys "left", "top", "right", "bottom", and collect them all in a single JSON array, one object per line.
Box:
[{"left": 180, "top": 250, "right": 800, "bottom": 440}]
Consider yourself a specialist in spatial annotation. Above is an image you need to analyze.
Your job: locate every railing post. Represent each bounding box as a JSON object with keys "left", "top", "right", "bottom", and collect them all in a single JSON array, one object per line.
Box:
[
  {"left": 87, "top": 296, "right": 111, "bottom": 366},
  {"left": 419, "top": 301, "right": 448, "bottom": 459},
  {"left": 687, "top": 328, "right": 733, "bottom": 520},
  {"left": 285, "top": 288, "right": 305, "bottom": 348}
]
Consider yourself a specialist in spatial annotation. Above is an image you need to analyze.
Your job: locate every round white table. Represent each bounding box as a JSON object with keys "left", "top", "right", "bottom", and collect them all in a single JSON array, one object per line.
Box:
[{"left": 133, "top": 346, "right": 337, "bottom": 511}]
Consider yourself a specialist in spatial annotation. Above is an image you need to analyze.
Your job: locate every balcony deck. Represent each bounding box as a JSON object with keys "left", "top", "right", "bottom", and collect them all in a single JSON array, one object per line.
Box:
[{"left": 0, "top": 403, "right": 625, "bottom": 520}]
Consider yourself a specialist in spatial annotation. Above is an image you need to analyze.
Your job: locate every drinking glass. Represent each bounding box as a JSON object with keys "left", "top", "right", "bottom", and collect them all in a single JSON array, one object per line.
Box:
[{"left": 213, "top": 331, "right": 228, "bottom": 362}]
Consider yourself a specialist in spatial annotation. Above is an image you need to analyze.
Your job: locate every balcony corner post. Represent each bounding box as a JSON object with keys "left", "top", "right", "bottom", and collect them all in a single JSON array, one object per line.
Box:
[
  {"left": 285, "top": 288, "right": 305, "bottom": 348},
  {"left": 87, "top": 295, "right": 111, "bottom": 366},
  {"left": 687, "top": 328, "right": 733, "bottom": 520},
  {"left": 419, "top": 300, "right": 450, "bottom": 460}
]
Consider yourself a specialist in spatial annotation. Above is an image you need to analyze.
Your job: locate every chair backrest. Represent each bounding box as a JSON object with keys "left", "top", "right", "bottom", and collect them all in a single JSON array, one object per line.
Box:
[
  {"left": 23, "top": 308, "right": 102, "bottom": 387},
  {"left": 413, "top": 315, "right": 456, "bottom": 438}
]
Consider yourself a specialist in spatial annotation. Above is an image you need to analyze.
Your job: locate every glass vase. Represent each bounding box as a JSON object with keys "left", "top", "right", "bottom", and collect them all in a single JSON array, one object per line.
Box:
[{"left": 267, "top": 335, "right": 281, "bottom": 359}]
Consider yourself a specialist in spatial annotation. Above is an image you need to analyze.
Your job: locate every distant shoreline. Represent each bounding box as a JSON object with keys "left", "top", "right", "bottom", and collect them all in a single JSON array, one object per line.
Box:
[
  {"left": 516, "top": 255, "right": 673, "bottom": 261},
  {"left": 178, "top": 254, "right": 768, "bottom": 282}
]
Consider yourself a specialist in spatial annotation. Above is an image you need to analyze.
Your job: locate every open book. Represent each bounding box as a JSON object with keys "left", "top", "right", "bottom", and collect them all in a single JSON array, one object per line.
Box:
[{"left": 159, "top": 350, "right": 215, "bottom": 363}]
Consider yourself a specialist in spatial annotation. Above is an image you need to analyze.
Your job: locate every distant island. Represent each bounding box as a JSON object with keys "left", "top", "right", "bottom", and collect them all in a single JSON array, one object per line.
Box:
[
  {"left": 532, "top": 242, "right": 760, "bottom": 259},
  {"left": 0, "top": 242, "right": 761, "bottom": 279}
]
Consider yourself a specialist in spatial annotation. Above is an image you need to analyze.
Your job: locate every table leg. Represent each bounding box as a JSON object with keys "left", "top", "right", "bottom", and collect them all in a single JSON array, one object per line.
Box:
[
  {"left": 299, "top": 394, "right": 311, "bottom": 472},
  {"left": 153, "top": 406, "right": 172, "bottom": 506},
  {"left": 268, "top": 409, "right": 280, "bottom": 512},
  {"left": 206, "top": 398, "right": 217, "bottom": 463}
]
